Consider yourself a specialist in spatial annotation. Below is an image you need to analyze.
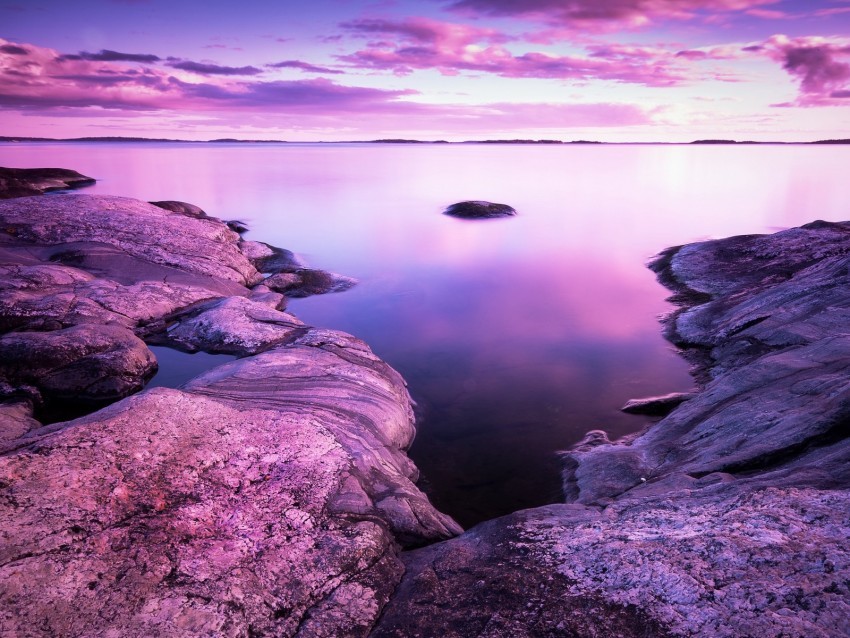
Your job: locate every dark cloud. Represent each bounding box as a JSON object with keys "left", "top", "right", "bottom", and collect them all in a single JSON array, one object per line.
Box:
[
  {"left": 58, "top": 49, "right": 161, "bottom": 63},
  {"left": 170, "top": 77, "right": 414, "bottom": 110},
  {"left": 267, "top": 60, "right": 345, "bottom": 74},
  {"left": 445, "top": 0, "right": 778, "bottom": 27},
  {"left": 781, "top": 44, "right": 850, "bottom": 93},
  {"left": 0, "top": 44, "right": 28, "bottom": 55},
  {"left": 168, "top": 60, "right": 264, "bottom": 76}
]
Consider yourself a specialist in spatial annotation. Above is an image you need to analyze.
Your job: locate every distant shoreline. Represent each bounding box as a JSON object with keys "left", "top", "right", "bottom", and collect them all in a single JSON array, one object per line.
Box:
[{"left": 1, "top": 136, "right": 848, "bottom": 145}]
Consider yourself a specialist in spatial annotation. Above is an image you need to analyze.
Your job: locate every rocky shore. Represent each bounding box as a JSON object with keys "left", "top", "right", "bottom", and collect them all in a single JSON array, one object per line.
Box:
[
  {"left": 2, "top": 169, "right": 849, "bottom": 636},
  {"left": 0, "top": 173, "right": 459, "bottom": 637}
]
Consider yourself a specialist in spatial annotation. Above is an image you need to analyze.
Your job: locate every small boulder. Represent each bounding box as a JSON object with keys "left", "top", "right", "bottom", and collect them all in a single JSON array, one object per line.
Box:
[
  {"left": 227, "top": 219, "right": 250, "bottom": 233},
  {"left": 444, "top": 200, "right": 517, "bottom": 219},
  {"left": 149, "top": 200, "right": 208, "bottom": 218},
  {"left": 621, "top": 392, "right": 695, "bottom": 416},
  {"left": 0, "top": 324, "right": 157, "bottom": 408},
  {"left": 265, "top": 269, "right": 357, "bottom": 298}
]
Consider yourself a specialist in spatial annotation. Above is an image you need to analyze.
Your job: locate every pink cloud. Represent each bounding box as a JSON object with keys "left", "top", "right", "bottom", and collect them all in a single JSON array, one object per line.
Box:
[
  {"left": 446, "top": 0, "right": 781, "bottom": 30},
  {"left": 267, "top": 60, "right": 345, "bottom": 75},
  {"left": 339, "top": 18, "right": 692, "bottom": 86},
  {"left": 342, "top": 16, "right": 513, "bottom": 46},
  {"left": 0, "top": 37, "right": 654, "bottom": 135},
  {"left": 760, "top": 34, "right": 850, "bottom": 105}
]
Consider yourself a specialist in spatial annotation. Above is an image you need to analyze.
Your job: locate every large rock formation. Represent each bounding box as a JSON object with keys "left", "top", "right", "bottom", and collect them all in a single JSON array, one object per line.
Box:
[
  {"left": 0, "top": 182, "right": 459, "bottom": 637},
  {"left": 373, "top": 221, "right": 850, "bottom": 637}
]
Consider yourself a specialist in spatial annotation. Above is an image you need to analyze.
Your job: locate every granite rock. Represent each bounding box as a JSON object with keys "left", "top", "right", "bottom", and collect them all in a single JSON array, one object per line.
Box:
[
  {"left": 0, "top": 167, "right": 95, "bottom": 199},
  {"left": 0, "top": 324, "right": 156, "bottom": 409}
]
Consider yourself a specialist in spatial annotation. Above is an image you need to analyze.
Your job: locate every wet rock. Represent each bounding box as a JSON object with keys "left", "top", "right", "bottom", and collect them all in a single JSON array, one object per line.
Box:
[
  {"left": 0, "top": 167, "right": 95, "bottom": 199},
  {"left": 0, "top": 324, "right": 157, "bottom": 409},
  {"left": 621, "top": 391, "right": 695, "bottom": 416},
  {"left": 154, "top": 296, "right": 305, "bottom": 355},
  {"left": 443, "top": 200, "right": 517, "bottom": 219},
  {"left": 266, "top": 269, "right": 357, "bottom": 298},
  {"left": 227, "top": 219, "right": 249, "bottom": 233},
  {"left": 239, "top": 240, "right": 304, "bottom": 273},
  {"left": 149, "top": 200, "right": 208, "bottom": 218}
]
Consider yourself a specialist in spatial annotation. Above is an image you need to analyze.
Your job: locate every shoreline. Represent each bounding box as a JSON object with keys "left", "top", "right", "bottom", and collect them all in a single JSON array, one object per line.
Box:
[{"left": 2, "top": 170, "right": 849, "bottom": 636}]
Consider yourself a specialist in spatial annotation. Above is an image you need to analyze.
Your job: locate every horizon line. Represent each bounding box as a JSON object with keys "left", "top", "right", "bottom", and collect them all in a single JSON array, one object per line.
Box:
[{"left": 1, "top": 135, "right": 849, "bottom": 146}]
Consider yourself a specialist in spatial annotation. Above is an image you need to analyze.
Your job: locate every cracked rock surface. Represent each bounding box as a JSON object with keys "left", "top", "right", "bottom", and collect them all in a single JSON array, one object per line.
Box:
[
  {"left": 373, "top": 221, "right": 850, "bottom": 637},
  {"left": 0, "top": 183, "right": 459, "bottom": 637}
]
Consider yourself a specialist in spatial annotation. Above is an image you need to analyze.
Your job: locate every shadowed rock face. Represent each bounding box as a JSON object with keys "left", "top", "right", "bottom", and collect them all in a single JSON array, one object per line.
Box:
[
  {"left": 0, "top": 184, "right": 460, "bottom": 637},
  {"left": 0, "top": 167, "right": 95, "bottom": 199},
  {"left": 443, "top": 200, "right": 517, "bottom": 219},
  {"left": 372, "top": 220, "right": 850, "bottom": 638}
]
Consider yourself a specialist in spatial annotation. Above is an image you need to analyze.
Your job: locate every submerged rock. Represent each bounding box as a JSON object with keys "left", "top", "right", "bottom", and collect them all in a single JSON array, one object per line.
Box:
[
  {"left": 0, "top": 166, "right": 95, "bottom": 198},
  {"left": 443, "top": 200, "right": 517, "bottom": 219}
]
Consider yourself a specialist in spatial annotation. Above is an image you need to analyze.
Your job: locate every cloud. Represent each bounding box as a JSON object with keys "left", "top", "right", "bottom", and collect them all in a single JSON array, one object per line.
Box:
[
  {"left": 0, "top": 38, "right": 657, "bottom": 138},
  {"left": 339, "top": 17, "right": 693, "bottom": 85},
  {"left": 59, "top": 49, "right": 161, "bottom": 63},
  {"left": 0, "top": 44, "right": 28, "bottom": 55},
  {"left": 167, "top": 60, "right": 264, "bottom": 76},
  {"left": 445, "top": 0, "right": 780, "bottom": 30},
  {"left": 267, "top": 60, "right": 345, "bottom": 75},
  {"left": 760, "top": 34, "right": 850, "bottom": 105},
  {"left": 342, "top": 16, "right": 512, "bottom": 45}
]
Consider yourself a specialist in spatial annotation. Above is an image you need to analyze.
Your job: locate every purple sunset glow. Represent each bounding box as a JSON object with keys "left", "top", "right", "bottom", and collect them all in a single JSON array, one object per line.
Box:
[{"left": 1, "top": 0, "right": 849, "bottom": 140}]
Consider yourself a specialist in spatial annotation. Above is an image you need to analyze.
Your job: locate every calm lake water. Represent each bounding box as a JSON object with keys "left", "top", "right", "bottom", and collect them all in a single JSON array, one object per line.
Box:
[{"left": 3, "top": 142, "right": 849, "bottom": 526}]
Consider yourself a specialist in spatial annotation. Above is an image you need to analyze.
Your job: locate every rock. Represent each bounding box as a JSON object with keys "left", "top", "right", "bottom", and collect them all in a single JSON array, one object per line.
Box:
[
  {"left": 374, "top": 219, "right": 850, "bottom": 637},
  {"left": 149, "top": 200, "right": 208, "bottom": 218},
  {"left": 227, "top": 219, "right": 250, "bottom": 233},
  {"left": 239, "top": 240, "right": 304, "bottom": 273},
  {"left": 0, "top": 167, "right": 95, "bottom": 199},
  {"left": 0, "top": 324, "right": 157, "bottom": 409},
  {"left": 443, "top": 200, "right": 517, "bottom": 219},
  {"left": 266, "top": 269, "right": 357, "bottom": 298},
  {"left": 0, "top": 194, "right": 262, "bottom": 286},
  {"left": 0, "top": 328, "right": 460, "bottom": 637},
  {"left": 621, "top": 391, "right": 695, "bottom": 416},
  {"left": 373, "top": 488, "right": 850, "bottom": 638},
  {"left": 0, "top": 400, "right": 40, "bottom": 445},
  {"left": 153, "top": 296, "right": 305, "bottom": 355}
]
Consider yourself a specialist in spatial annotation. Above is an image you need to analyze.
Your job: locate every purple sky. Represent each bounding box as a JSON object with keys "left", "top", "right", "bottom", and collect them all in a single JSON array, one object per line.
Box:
[{"left": 1, "top": 0, "right": 849, "bottom": 141}]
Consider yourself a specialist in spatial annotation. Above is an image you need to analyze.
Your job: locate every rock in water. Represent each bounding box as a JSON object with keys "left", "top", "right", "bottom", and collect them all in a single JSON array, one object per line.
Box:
[
  {"left": 0, "top": 167, "right": 95, "bottom": 199},
  {"left": 443, "top": 200, "right": 517, "bottom": 219},
  {"left": 149, "top": 200, "right": 208, "bottom": 218},
  {"left": 373, "top": 220, "right": 850, "bottom": 638},
  {"left": 620, "top": 391, "right": 695, "bottom": 416}
]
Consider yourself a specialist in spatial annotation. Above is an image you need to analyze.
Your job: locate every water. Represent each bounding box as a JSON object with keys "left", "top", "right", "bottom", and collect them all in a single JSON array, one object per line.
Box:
[{"left": 3, "top": 142, "right": 848, "bottom": 526}]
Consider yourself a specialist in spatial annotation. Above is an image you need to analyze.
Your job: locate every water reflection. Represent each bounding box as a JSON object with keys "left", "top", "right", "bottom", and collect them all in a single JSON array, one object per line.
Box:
[{"left": 2, "top": 142, "right": 848, "bottom": 526}]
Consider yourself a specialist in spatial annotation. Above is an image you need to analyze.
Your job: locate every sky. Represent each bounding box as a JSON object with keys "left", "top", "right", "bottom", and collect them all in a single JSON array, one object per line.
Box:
[{"left": 1, "top": 0, "right": 850, "bottom": 141}]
